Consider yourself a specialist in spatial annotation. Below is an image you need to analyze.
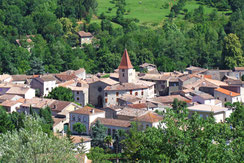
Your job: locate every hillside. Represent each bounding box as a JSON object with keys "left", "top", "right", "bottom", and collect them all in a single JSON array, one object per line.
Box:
[{"left": 96, "top": 0, "right": 225, "bottom": 26}]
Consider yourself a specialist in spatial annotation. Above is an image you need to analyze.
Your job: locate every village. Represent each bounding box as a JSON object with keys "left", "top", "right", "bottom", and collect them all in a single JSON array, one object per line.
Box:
[{"left": 0, "top": 48, "right": 244, "bottom": 156}]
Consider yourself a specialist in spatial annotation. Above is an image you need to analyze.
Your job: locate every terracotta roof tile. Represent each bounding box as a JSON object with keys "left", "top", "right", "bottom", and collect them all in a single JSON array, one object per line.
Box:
[
  {"left": 104, "top": 80, "right": 154, "bottom": 91},
  {"left": 55, "top": 74, "right": 77, "bottom": 82},
  {"left": 134, "top": 112, "right": 163, "bottom": 123},
  {"left": 234, "top": 67, "right": 244, "bottom": 71},
  {"left": 78, "top": 31, "right": 92, "bottom": 37},
  {"left": 118, "top": 49, "right": 133, "bottom": 69},
  {"left": 149, "top": 95, "right": 191, "bottom": 104},
  {"left": 215, "top": 88, "right": 240, "bottom": 97},
  {"left": 118, "top": 94, "right": 142, "bottom": 103},
  {"left": 97, "top": 118, "right": 131, "bottom": 128},
  {"left": 0, "top": 100, "right": 21, "bottom": 107},
  {"left": 50, "top": 101, "right": 72, "bottom": 112},
  {"left": 71, "top": 106, "right": 104, "bottom": 115}
]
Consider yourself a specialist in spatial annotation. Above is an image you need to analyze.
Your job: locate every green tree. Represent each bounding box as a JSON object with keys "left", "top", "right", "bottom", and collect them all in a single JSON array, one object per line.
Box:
[
  {"left": 47, "top": 87, "right": 74, "bottom": 102},
  {"left": 0, "top": 117, "right": 78, "bottom": 162},
  {"left": 223, "top": 33, "right": 244, "bottom": 69},
  {"left": 27, "top": 57, "right": 45, "bottom": 75},
  {"left": 39, "top": 106, "right": 54, "bottom": 130},
  {"left": 0, "top": 106, "right": 14, "bottom": 133},
  {"left": 73, "top": 122, "right": 86, "bottom": 134},
  {"left": 104, "top": 135, "right": 112, "bottom": 148},
  {"left": 91, "top": 120, "right": 107, "bottom": 148}
]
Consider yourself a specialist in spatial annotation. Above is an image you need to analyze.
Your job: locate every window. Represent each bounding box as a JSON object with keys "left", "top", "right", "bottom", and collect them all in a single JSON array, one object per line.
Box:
[
  {"left": 46, "top": 88, "right": 49, "bottom": 91},
  {"left": 123, "top": 73, "right": 125, "bottom": 77},
  {"left": 199, "top": 114, "right": 203, "bottom": 118},
  {"left": 83, "top": 116, "right": 87, "bottom": 122},
  {"left": 130, "top": 90, "right": 132, "bottom": 95},
  {"left": 72, "top": 115, "right": 75, "bottom": 121},
  {"left": 108, "top": 128, "right": 111, "bottom": 135},
  {"left": 146, "top": 124, "right": 149, "bottom": 128},
  {"left": 116, "top": 92, "right": 119, "bottom": 96},
  {"left": 105, "top": 93, "right": 107, "bottom": 97},
  {"left": 98, "top": 87, "right": 102, "bottom": 92},
  {"left": 225, "top": 98, "right": 227, "bottom": 102},
  {"left": 77, "top": 92, "right": 79, "bottom": 95},
  {"left": 116, "top": 98, "right": 119, "bottom": 102},
  {"left": 77, "top": 97, "right": 80, "bottom": 101},
  {"left": 105, "top": 98, "right": 108, "bottom": 103},
  {"left": 135, "top": 92, "right": 138, "bottom": 96},
  {"left": 141, "top": 91, "right": 144, "bottom": 95},
  {"left": 78, "top": 116, "right": 81, "bottom": 121},
  {"left": 122, "top": 69, "right": 125, "bottom": 72}
]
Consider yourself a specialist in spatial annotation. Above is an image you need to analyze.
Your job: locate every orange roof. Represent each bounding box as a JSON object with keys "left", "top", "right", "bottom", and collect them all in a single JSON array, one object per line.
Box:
[
  {"left": 118, "top": 49, "right": 133, "bottom": 69},
  {"left": 215, "top": 88, "right": 240, "bottom": 97},
  {"left": 134, "top": 112, "right": 163, "bottom": 123},
  {"left": 204, "top": 75, "right": 212, "bottom": 79}
]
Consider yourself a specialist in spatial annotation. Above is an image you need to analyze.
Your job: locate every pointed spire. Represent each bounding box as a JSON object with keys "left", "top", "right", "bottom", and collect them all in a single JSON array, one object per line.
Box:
[{"left": 118, "top": 49, "right": 133, "bottom": 69}]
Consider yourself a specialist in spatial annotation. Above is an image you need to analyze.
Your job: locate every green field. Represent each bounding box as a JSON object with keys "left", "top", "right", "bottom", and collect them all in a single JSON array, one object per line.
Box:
[{"left": 96, "top": 0, "right": 217, "bottom": 25}]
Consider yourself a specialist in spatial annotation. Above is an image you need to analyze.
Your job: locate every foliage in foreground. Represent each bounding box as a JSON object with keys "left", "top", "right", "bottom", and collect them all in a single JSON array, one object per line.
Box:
[
  {"left": 0, "top": 117, "right": 78, "bottom": 162},
  {"left": 88, "top": 102, "right": 244, "bottom": 162}
]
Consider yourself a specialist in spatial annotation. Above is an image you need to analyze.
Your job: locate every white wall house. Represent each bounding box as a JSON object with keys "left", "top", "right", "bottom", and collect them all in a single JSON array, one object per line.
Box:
[
  {"left": 188, "top": 104, "right": 232, "bottom": 123},
  {"left": 69, "top": 106, "right": 105, "bottom": 135},
  {"left": 30, "top": 76, "right": 57, "bottom": 97}
]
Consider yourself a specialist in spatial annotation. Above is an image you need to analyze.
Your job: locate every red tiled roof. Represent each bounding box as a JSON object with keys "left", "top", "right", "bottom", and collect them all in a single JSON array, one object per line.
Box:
[
  {"left": 77, "top": 31, "right": 92, "bottom": 37},
  {"left": 215, "top": 88, "right": 240, "bottom": 97},
  {"left": 118, "top": 49, "right": 133, "bottom": 69},
  {"left": 234, "top": 67, "right": 244, "bottom": 71},
  {"left": 55, "top": 74, "right": 77, "bottom": 82},
  {"left": 97, "top": 118, "right": 131, "bottom": 128},
  {"left": 71, "top": 106, "right": 104, "bottom": 115},
  {"left": 134, "top": 112, "right": 163, "bottom": 123}
]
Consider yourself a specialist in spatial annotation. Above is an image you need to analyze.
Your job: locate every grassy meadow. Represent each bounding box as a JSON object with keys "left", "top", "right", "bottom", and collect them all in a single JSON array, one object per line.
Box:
[{"left": 95, "top": 0, "right": 217, "bottom": 26}]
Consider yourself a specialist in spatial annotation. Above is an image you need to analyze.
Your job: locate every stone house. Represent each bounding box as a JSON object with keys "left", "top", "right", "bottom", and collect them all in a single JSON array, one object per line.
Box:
[
  {"left": 0, "top": 94, "right": 22, "bottom": 103},
  {"left": 133, "top": 112, "right": 164, "bottom": 130},
  {"left": 89, "top": 78, "right": 119, "bottom": 107},
  {"left": 188, "top": 104, "right": 232, "bottom": 123},
  {"left": 59, "top": 79, "right": 89, "bottom": 107},
  {"left": 77, "top": 31, "right": 93, "bottom": 45},
  {"left": 99, "top": 105, "right": 122, "bottom": 119},
  {"left": 117, "top": 94, "right": 143, "bottom": 106},
  {"left": 30, "top": 75, "right": 57, "bottom": 97},
  {"left": 139, "top": 63, "right": 158, "bottom": 74},
  {"left": 96, "top": 118, "right": 131, "bottom": 138},
  {"left": 60, "top": 68, "right": 86, "bottom": 80},
  {"left": 0, "top": 74, "right": 12, "bottom": 83},
  {"left": 214, "top": 87, "right": 241, "bottom": 104},
  {"left": 192, "top": 91, "right": 222, "bottom": 106},
  {"left": 69, "top": 106, "right": 105, "bottom": 135},
  {"left": 0, "top": 100, "right": 22, "bottom": 113},
  {"left": 233, "top": 67, "right": 244, "bottom": 79},
  {"left": 185, "top": 66, "right": 207, "bottom": 74},
  {"left": 5, "top": 86, "right": 35, "bottom": 99}
]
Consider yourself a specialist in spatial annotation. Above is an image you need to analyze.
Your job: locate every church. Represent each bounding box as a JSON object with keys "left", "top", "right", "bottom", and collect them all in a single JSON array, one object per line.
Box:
[{"left": 103, "top": 49, "right": 155, "bottom": 107}]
